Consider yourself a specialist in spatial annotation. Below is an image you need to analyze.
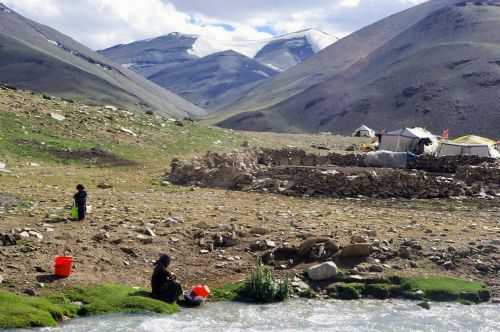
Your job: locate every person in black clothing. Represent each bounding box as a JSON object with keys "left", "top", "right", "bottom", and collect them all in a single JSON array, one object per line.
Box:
[
  {"left": 151, "top": 254, "right": 183, "bottom": 303},
  {"left": 73, "top": 184, "right": 87, "bottom": 221}
]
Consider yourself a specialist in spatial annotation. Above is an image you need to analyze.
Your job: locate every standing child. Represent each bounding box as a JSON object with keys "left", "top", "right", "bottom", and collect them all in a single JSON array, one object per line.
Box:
[{"left": 73, "top": 184, "right": 87, "bottom": 221}]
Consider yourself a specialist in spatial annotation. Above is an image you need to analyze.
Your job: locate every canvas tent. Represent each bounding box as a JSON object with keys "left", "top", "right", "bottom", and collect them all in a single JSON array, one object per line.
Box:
[
  {"left": 379, "top": 127, "right": 438, "bottom": 154},
  {"left": 436, "top": 135, "right": 500, "bottom": 158},
  {"left": 352, "top": 125, "right": 376, "bottom": 138}
]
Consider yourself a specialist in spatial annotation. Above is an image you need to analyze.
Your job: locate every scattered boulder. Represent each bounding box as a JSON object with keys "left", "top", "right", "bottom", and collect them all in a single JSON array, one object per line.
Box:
[
  {"left": 298, "top": 238, "right": 339, "bottom": 261},
  {"left": 50, "top": 112, "right": 65, "bottom": 121},
  {"left": 351, "top": 235, "right": 369, "bottom": 244},
  {"left": 104, "top": 105, "right": 118, "bottom": 111},
  {"left": 213, "top": 233, "right": 239, "bottom": 248},
  {"left": 399, "top": 246, "right": 411, "bottom": 259},
  {"left": 97, "top": 182, "right": 113, "bottom": 189},
  {"left": 341, "top": 243, "right": 371, "bottom": 257},
  {"left": 120, "top": 247, "right": 138, "bottom": 258},
  {"left": 369, "top": 264, "right": 384, "bottom": 273},
  {"left": 249, "top": 239, "right": 275, "bottom": 252},
  {"left": 143, "top": 227, "right": 156, "bottom": 237},
  {"left": 136, "top": 234, "right": 153, "bottom": 244},
  {"left": 418, "top": 301, "right": 431, "bottom": 310},
  {"left": 307, "top": 261, "right": 338, "bottom": 281},
  {"left": 0, "top": 234, "right": 16, "bottom": 246},
  {"left": 0, "top": 162, "right": 11, "bottom": 173},
  {"left": 250, "top": 226, "right": 270, "bottom": 235},
  {"left": 120, "top": 127, "right": 137, "bottom": 137}
]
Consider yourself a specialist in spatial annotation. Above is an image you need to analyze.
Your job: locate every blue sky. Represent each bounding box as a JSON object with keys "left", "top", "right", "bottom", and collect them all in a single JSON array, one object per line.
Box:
[{"left": 3, "top": 0, "right": 426, "bottom": 50}]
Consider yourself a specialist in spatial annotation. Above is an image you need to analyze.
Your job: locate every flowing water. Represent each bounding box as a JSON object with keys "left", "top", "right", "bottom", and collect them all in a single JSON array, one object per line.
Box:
[{"left": 13, "top": 300, "right": 500, "bottom": 332}]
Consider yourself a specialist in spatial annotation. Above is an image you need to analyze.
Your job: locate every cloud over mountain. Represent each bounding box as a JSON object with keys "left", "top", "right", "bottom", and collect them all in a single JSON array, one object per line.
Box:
[{"left": 3, "top": 0, "right": 426, "bottom": 50}]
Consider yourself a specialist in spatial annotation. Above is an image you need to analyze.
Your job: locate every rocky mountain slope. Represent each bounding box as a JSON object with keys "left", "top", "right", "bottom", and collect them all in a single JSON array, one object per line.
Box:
[
  {"left": 217, "top": 0, "right": 500, "bottom": 137},
  {"left": 149, "top": 50, "right": 279, "bottom": 108},
  {"left": 0, "top": 3, "right": 204, "bottom": 118},
  {"left": 99, "top": 29, "right": 336, "bottom": 110}
]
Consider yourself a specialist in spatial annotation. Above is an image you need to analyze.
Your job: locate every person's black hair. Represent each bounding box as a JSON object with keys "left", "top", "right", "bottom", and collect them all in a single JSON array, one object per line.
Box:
[
  {"left": 76, "top": 184, "right": 85, "bottom": 191},
  {"left": 157, "top": 254, "right": 171, "bottom": 267}
]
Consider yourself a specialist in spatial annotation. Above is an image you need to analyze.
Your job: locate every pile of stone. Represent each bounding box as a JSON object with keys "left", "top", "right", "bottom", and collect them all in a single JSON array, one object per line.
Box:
[
  {"left": 169, "top": 150, "right": 259, "bottom": 189},
  {"left": 1, "top": 229, "right": 43, "bottom": 243}
]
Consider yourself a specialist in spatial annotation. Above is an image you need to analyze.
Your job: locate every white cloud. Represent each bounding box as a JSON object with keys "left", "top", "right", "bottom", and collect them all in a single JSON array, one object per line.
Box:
[{"left": 2, "top": 0, "right": 428, "bottom": 50}]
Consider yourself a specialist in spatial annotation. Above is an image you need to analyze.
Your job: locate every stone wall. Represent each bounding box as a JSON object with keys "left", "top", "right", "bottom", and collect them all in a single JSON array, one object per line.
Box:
[
  {"left": 411, "top": 155, "right": 495, "bottom": 173},
  {"left": 456, "top": 163, "right": 500, "bottom": 186},
  {"left": 252, "top": 167, "right": 469, "bottom": 199},
  {"left": 257, "top": 147, "right": 495, "bottom": 174},
  {"left": 168, "top": 148, "right": 499, "bottom": 199}
]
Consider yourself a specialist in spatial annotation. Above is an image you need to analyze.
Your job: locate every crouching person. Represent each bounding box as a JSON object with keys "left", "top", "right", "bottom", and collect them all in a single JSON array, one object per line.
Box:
[{"left": 151, "top": 254, "right": 183, "bottom": 303}]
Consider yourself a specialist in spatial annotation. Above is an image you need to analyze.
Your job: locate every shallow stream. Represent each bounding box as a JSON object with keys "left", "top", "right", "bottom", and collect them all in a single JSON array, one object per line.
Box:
[{"left": 13, "top": 300, "right": 500, "bottom": 332}]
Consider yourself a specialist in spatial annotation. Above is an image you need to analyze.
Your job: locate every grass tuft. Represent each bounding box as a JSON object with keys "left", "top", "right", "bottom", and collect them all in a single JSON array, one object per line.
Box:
[{"left": 241, "top": 261, "right": 290, "bottom": 303}]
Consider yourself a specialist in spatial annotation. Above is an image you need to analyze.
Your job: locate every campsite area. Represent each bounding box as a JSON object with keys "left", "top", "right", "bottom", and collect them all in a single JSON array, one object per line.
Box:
[{"left": 0, "top": 87, "right": 499, "bottom": 301}]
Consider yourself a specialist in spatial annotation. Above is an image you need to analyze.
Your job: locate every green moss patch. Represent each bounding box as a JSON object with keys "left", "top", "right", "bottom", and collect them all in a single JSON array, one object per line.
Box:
[
  {"left": 331, "top": 283, "right": 365, "bottom": 300},
  {"left": 65, "top": 284, "right": 178, "bottom": 316},
  {"left": 211, "top": 282, "right": 245, "bottom": 302},
  {"left": 401, "top": 276, "right": 490, "bottom": 303},
  {"left": 363, "top": 284, "right": 397, "bottom": 300},
  {"left": 0, "top": 290, "right": 78, "bottom": 329}
]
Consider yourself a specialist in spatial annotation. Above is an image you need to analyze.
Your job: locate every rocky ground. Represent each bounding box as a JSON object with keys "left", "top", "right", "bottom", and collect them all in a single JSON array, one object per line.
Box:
[{"left": 1, "top": 164, "right": 499, "bottom": 298}]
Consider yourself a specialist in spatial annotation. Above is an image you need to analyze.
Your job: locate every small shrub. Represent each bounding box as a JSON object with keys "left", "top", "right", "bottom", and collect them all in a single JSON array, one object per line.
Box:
[{"left": 241, "top": 261, "right": 290, "bottom": 303}]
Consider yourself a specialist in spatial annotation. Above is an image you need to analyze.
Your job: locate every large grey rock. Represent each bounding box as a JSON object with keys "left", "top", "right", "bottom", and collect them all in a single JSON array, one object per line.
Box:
[{"left": 307, "top": 261, "right": 338, "bottom": 281}]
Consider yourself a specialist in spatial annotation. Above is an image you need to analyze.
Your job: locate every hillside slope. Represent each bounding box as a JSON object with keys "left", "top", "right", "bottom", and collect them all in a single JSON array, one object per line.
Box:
[
  {"left": 0, "top": 4, "right": 204, "bottom": 118},
  {"left": 218, "top": 0, "right": 500, "bottom": 137},
  {"left": 216, "top": 0, "right": 461, "bottom": 116}
]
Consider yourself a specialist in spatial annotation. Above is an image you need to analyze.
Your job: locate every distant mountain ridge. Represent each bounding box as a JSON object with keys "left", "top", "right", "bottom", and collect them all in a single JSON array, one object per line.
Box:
[
  {"left": 99, "top": 29, "right": 337, "bottom": 109},
  {"left": 148, "top": 50, "right": 279, "bottom": 108},
  {"left": 0, "top": 3, "right": 204, "bottom": 118},
  {"left": 217, "top": 0, "right": 500, "bottom": 137}
]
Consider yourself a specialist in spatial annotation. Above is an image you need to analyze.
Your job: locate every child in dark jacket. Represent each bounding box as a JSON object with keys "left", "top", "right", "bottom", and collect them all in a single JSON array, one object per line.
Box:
[{"left": 73, "top": 184, "right": 87, "bottom": 221}]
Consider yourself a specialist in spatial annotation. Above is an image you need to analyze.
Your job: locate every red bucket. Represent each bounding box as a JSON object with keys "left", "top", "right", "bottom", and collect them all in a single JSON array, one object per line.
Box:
[
  {"left": 192, "top": 285, "right": 211, "bottom": 298},
  {"left": 54, "top": 256, "right": 73, "bottom": 278}
]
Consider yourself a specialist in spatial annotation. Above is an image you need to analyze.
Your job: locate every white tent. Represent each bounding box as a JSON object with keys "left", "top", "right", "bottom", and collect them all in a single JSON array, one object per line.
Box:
[
  {"left": 436, "top": 142, "right": 499, "bottom": 158},
  {"left": 379, "top": 127, "right": 438, "bottom": 154},
  {"left": 352, "top": 125, "right": 375, "bottom": 138}
]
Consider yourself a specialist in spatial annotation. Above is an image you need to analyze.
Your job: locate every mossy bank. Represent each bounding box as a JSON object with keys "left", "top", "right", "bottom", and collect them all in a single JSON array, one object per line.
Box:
[
  {"left": 0, "top": 284, "right": 178, "bottom": 329},
  {"left": 213, "top": 275, "right": 491, "bottom": 304}
]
